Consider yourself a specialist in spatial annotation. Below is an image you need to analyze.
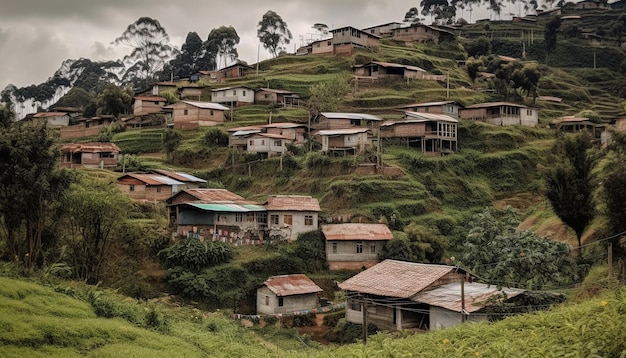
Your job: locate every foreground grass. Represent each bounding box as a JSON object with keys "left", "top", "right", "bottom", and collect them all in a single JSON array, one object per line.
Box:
[{"left": 1, "top": 275, "right": 625, "bottom": 357}]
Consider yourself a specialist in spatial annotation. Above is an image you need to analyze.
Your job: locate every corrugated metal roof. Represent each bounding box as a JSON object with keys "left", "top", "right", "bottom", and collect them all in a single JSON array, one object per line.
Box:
[
  {"left": 188, "top": 203, "right": 266, "bottom": 212},
  {"left": 413, "top": 282, "right": 525, "bottom": 313},
  {"left": 322, "top": 223, "right": 392, "bottom": 241},
  {"left": 179, "top": 189, "right": 249, "bottom": 203},
  {"left": 33, "top": 112, "right": 69, "bottom": 118},
  {"left": 153, "top": 169, "right": 207, "bottom": 183},
  {"left": 317, "top": 128, "right": 370, "bottom": 136},
  {"left": 263, "top": 122, "right": 306, "bottom": 129},
  {"left": 463, "top": 102, "right": 528, "bottom": 109},
  {"left": 263, "top": 274, "right": 323, "bottom": 297},
  {"left": 232, "top": 129, "right": 263, "bottom": 136},
  {"left": 403, "top": 112, "right": 459, "bottom": 123},
  {"left": 266, "top": 195, "right": 321, "bottom": 212},
  {"left": 253, "top": 133, "right": 292, "bottom": 140},
  {"left": 371, "top": 61, "right": 426, "bottom": 72},
  {"left": 256, "top": 88, "right": 298, "bottom": 95},
  {"left": 399, "top": 101, "right": 456, "bottom": 108},
  {"left": 320, "top": 112, "right": 383, "bottom": 121},
  {"left": 61, "top": 142, "right": 120, "bottom": 153},
  {"left": 121, "top": 173, "right": 184, "bottom": 186},
  {"left": 134, "top": 96, "right": 166, "bottom": 101},
  {"left": 181, "top": 101, "right": 230, "bottom": 111},
  {"left": 210, "top": 86, "right": 254, "bottom": 92},
  {"left": 338, "top": 260, "right": 460, "bottom": 298},
  {"left": 227, "top": 125, "right": 264, "bottom": 132},
  {"left": 556, "top": 116, "right": 589, "bottom": 123}
]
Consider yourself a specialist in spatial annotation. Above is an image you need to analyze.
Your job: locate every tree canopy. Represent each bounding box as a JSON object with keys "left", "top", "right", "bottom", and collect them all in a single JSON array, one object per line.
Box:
[
  {"left": 113, "top": 17, "right": 177, "bottom": 85},
  {"left": 206, "top": 26, "right": 240, "bottom": 69},
  {"left": 257, "top": 10, "right": 293, "bottom": 58},
  {"left": 162, "top": 31, "right": 216, "bottom": 79}
]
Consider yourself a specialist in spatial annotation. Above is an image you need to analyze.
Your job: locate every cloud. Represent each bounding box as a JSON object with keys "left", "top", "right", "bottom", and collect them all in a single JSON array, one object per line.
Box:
[{"left": 91, "top": 41, "right": 115, "bottom": 60}]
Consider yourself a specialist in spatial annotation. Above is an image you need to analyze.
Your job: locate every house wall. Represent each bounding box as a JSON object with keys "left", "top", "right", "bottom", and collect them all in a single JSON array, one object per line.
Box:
[
  {"left": 211, "top": 88, "right": 253, "bottom": 105},
  {"left": 60, "top": 152, "right": 118, "bottom": 169},
  {"left": 312, "top": 40, "right": 333, "bottom": 55},
  {"left": 256, "top": 286, "right": 319, "bottom": 315},
  {"left": 381, "top": 122, "right": 426, "bottom": 138},
  {"left": 117, "top": 180, "right": 176, "bottom": 202},
  {"left": 247, "top": 136, "right": 286, "bottom": 154},
  {"left": 332, "top": 27, "right": 370, "bottom": 48},
  {"left": 134, "top": 100, "right": 165, "bottom": 115},
  {"left": 326, "top": 240, "right": 383, "bottom": 270},
  {"left": 345, "top": 299, "right": 424, "bottom": 331},
  {"left": 172, "top": 103, "right": 225, "bottom": 129},
  {"left": 255, "top": 91, "right": 278, "bottom": 104},
  {"left": 46, "top": 115, "right": 70, "bottom": 127},
  {"left": 265, "top": 127, "right": 306, "bottom": 144},
  {"left": 267, "top": 210, "right": 318, "bottom": 241},
  {"left": 317, "top": 117, "right": 352, "bottom": 129},
  {"left": 520, "top": 108, "right": 538, "bottom": 127},
  {"left": 411, "top": 104, "right": 460, "bottom": 118},
  {"left": 392, "top": 26, "right": 440, "bottom": 43}
]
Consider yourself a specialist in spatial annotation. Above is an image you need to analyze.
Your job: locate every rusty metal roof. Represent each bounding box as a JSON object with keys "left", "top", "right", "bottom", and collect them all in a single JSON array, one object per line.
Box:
[
  {"left": 338, "top": 259, "right": 460, "bottom": 298},
  {"left": 33, "top": 112, "right": 69, "bottom": 118},
  {"left": 413, "top": 282, "right": 525, "bottom": 313},
  {"left": 118, "top": 173, "right": 184, "bottom": 186},
  {"left": 266, "top": 195, "right": 321, "bottom": 212},
  {"left": 61, "top": 142, "right": 120, "bottom": 153},
  {"left": 134, "top": 96, "right": 166, "bottom": 101},
  {"left": 322, "top": 223, "right": 392, "bottom": 241},
  {"left": 252, "top": 133, "right": 292, "bottom": 140},
  {"left": 320, "top": 112, "right": 383, "bottom": 121},
  {"left": 399, "top": 101, "right": 456, "bottom": 108},
  {"left": 152, "top": 170, "right": 206, "bottom": 184},
  {"left": 463, "top": 101, "right": 528, "bottom": 109},
  {"left": 263, "top": 274, "right": 323, "bottom": 297},
  {"left": 175, "top": 188, "right": 255, "bottom": 204},
  {"left": 403, "top": 111, "right": 459, "bottom": 123}
]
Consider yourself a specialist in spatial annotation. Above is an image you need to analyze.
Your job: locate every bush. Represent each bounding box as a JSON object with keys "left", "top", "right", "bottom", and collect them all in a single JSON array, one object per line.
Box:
[
  {"left": 158, "top": 238, "right": 233, "bottom": 272},
  {"left": 323, "top": 310, "right": 345, "bottom": 327},
  {"left": 203, "top": 127, "right": 229, "bottom": 147}
]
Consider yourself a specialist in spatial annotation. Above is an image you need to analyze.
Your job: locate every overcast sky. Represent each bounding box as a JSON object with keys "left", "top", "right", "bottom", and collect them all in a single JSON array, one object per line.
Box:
[{"left": 0, "top": 0, "right": 500, "bottom": 90}]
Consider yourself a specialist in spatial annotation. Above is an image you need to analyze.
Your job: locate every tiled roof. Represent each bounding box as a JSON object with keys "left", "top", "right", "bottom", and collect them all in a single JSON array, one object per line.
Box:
[
  {"left": 266, "top": 195, "right": 321, "bottom": 212},
  {"left": 263, "top": 274, "right": 323, "bottom": 297},
  {"left": 338, "top": 259, "right": 461, "bottom": 298},
  {"left": 61, "top": 142, "right": 120, "bottom": 153},
  {"left": 33, "top": 112, "right": 69, "bottom": 118},
  {"left": 322, "top": 223, "right": 392, "bottom": 241}
]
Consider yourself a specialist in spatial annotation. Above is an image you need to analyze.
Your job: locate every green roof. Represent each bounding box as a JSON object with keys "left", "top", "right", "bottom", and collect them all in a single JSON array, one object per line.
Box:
[{"left": 188, "top": 203, "right": 266, "bottom": 212}]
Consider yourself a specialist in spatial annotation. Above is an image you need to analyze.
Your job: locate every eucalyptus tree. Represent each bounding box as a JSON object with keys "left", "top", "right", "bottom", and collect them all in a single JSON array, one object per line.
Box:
[
  {"left": 257, "top": 10, "right": 293, "bottom": 58},
  {"left": 113, "top": 17, "right": 177, "bottom": 85},
  {"left": 206, "top": 26, "right": 240, "bottom": 69}
]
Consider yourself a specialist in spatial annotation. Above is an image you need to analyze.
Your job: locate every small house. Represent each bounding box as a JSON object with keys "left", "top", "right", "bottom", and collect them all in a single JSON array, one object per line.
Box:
[
  {"left": 32, "top": 112, "right": 70, "bottom": 127},
  {"left": 179, "top": 85, "right": 204, "bottom": 100},
  {"left": 171, "top": 100, "right": 230, "bottom": 130},
  {"left": 210, "top": 86, "right": 255, "bottom": 107},
  {"left": 460, "top": 102, "right": 538, "bottom": 127},
  {"left": 152, "top": 81, "right": 177, "bottom": 96},
  {"left": 265, "top": 195, "right": 321, "bottom": 241},
  {"left": 338, "top": 260, "right": 525, "bottom": 331},
  {"left": 380, "top": 112, "right": 458, "bottom": 155},
  {"left": 254, "top": 88, "right": 300, "bottom": 107},
  {"left": 133, "top": 95, "right": 167, "bottom": 115},
  {"left": 59, "top": 142, "right": 120, "bottom": 169},
  {"left": 257, "top": 274, "right": 323, "bottom": 315},
  {"left": 317, "top": 128, "right": 371, "bottom": 155},
  {"left": 330, "top": 26, "right": 381, "bottom": 55},
  {"left": 398, "top": 101, "right": 462, "bottom": 119},
  {"left": 217, "top": 61, "right": 254, "bottom": 80},
  {"left": 391, "top": 24, "right": 455, "bottom": 44},
  {"left": 245, "top": 133, "right": 291, "bottom": 157},
  {"left": 352, "top": 61, "right": 427, "bottom": 80},
  {"left": 166, "top": 189, "right": 267, "bottom": 243},
  {"left": 322, "top": 223, "right": 393, "bottom": 270},
  {"left": 550, "top": 116, "right": 610, "bottom": 144},
  {"left": 362, "top": 22, "right": 403, "bottom": 38},
  {"left": 117, "top": 173, "right": 185, "bottom": 202},
  {"left": 59, "top": 115, "right": 115, "bottom": 139},
  {"left": 310, "top": 38, "right": 334, "bottom": 55},
  {"left": 228, "top": 123, "right": 308, "bottom": 152},
  {"left": 315, "top": 112, "right": 383, "bottom": 130}
]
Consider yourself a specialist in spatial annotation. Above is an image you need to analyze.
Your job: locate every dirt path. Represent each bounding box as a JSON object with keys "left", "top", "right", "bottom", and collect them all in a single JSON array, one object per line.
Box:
[{"left": 296, "top": 313, "right": 329, "bottom": 345}]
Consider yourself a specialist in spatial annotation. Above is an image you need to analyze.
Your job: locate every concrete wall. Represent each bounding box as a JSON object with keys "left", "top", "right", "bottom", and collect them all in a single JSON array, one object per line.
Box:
[
  {"left": 211, "top": 88, "right": 254, "bottom": 105},
  {"left": 267, "top": 211, "right": 318, "bottom": 241},
  {"left": 326, "top": 240, "right": 382, "bottom": 270},
  {"left": 257, "top": 286, "right": 319, "bottom": 315}
]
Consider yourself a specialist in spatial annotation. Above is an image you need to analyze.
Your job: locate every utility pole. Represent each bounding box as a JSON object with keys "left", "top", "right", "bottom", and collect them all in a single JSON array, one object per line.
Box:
[
  {"left": 461, "top": 273, "right": 467, "bottom": 323},
  {"left": 608, "top": 242, "right": 613, "bottom": 279},
  {"left": 362, "top": 297, "right": 368, "bottom": 344}
]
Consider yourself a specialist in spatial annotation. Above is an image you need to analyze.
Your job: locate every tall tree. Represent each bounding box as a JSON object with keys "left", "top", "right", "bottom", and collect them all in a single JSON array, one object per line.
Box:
[
  {"left": 257, "top": 10, "right": 293, "bottom": 58},
  {"left": 312, "top": 23, "right": 329, "bottom": 36},
  {"left": 543, "top": 133, "right": 594, "bottom": 255},
  {"left": 602, "top": 132, "right": 626, "bottom": 267},
  {"left": 379, "top": 223, "right": 447, "bottom": 263},
  {"left": 113, "top": 17, "right": 177, "bottom": 85},
  {"left": 0, "top": 121, "right": 72, "bottom": 269},
  {"left": 96, "top": 85, "right": 133, "bottom": 117},
  {"left": 307, "top": 75, "right": 350, "bottom": 113},
  {"left": 544, "top": 16, "right": 562, "bottom": 65},
  {"left": 404, "top": 7, "right": 423, "bottom": 24},
  {"left": 206, "top": 26, "right": 240, "bottom": 69}
]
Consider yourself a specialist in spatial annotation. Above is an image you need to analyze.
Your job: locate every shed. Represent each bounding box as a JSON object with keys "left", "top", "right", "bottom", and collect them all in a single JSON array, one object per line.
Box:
[
  {"left": 323, "top": 223, "right": 393, "bottom": 270},
  {"left": 257, "top": 274, "right": 323, "bottom": 315}
]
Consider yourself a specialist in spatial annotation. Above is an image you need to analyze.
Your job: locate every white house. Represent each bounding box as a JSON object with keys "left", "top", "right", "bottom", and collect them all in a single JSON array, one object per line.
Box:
[
  {"left": 210, "top": 86, "right": 255, "bottom": 107},
  {"left": 265, "top": 195, "right": 321, "bottom": 241}
]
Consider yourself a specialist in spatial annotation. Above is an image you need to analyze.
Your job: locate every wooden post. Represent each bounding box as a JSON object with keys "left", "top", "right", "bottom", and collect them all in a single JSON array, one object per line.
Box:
[
  {"left": 461, "top": 273, "right": 466, "bottom": 323},
  {"left": 608, "top": 242, "right": 613, "bottom": 279},
  {"left": 280, "top": 151, "right": 283, "bottom": 172},
  {"left": 248, "top": 164, "right": 251, "bottom": 177},
  {"left": 362, "top": 298, "right": 368, "bottom": 344}
]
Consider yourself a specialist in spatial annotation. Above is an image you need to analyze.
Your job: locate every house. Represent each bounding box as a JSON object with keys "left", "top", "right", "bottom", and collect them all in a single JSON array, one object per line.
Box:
[
  {"left": 265, "top": 195, "right": 321, "bottom": 241},
  {"left": 322, "top": 223, "right": 393, "bottom": 270},
  {"left": 362, "top": 22, "right": 403, "bottom": 38},
  {"left": 314, "top": 112, "right": 383, "bottom": 130},
  {"left": 152, "top": 81, "right": 177, "bottom": 95},
  {"left": 210, "top": 86, "right": 255, "bottom": 107},
  {"left": 460, "top": 102, "right": 538, "bottom": 127},
  {"left": 338, "top": 260, "right": 525, "bottom": 331},
  {"left": 59, "top": 115, "right": 116, "bottom": 139},
  {"left": 171, "top": 100, "right": 230, "bottom": 130},
  {"left": 254, "top": 88, "right": 300, "bottom": 107},
  {"left": 536, "top": 7, "right": 562, "bottom": 16},
  {"left": 391, "top": 24, "right": 455, "bottom": 44},
  {"left": 133, "top": 95, "right": 167, "bottom": 115},
  {"left": 380, "top": 112, "right": 458, "bottom": 155},
  {"left": 550, "top": 116, "right": 610, "bottom": 144},
  {"left": 152, "top": 169, "right": 207, "bottom": 187},
  {"left": 397, "top": 101, "right": 462, "bottom": 119},
  {"left": 117, "top": 173, "right": 186, "bottom": 202},
  {"left": 59, "top": 142, "right": 120, "bottom": 169},
  {"left": 32, "top": 112, "right": 70, "bottom": 127},
  {"left": 352, "top": 61, "right": 427, "bottom": 80},
  {"left": 244, "top": 133, "right": 291, "bottom": 157},
  {"left": 52, "top": 106, "right": 83, "bottom": 118},
  {"left": 121, "top": 113, "right": 167, "bottom": 130},
  {"left": 166, "top": 188, "right": 267, "bottom": 243},
  {"left": 227, "top": 122, "right": 308, "bottom": 152},
  {"left": 575, "top": 0, "right": 610, "bottom": 9},
  {"left": 309, "top": 38, "right": 334, "bottom": 55},
  {"left": 257, "top": 274, "right": 323, "bottom": 315},
  {"left": 263, "top": 123, "right": 308, "bottom": 144},
  {"left": 317, "top": 128, "right": 371, "bottom": 155},
  {"left": 330, "top": 26, "right": 381, "bottom": 55},
  {"left": 217, "top": 61, "right": 254, "bottom": 80},
  {"left": 179, "top": 85, "right": 204, "bottom": 100}
]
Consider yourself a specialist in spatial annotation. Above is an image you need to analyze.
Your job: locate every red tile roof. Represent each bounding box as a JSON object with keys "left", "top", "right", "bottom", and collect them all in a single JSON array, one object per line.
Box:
[
  {"left": 134, "top": 96, "right": 167, "bottom": 101},
  {"left": 266, "top": 195, "right": 321, "bottom": 212},
  {"left": 263, "top": 274, "right": 323, "bottom": 297},
  {"left": 322, "top": 223, "right": 392, "bottom": 241},
  {"left": 60, "top": 142, "right": 120, "bottom": 153},
  {"left": 338, "top": 259, "right": 461, "bottom": 298},
  {"left": 33, "top": 112, "right": 69, "bottom": 118}
]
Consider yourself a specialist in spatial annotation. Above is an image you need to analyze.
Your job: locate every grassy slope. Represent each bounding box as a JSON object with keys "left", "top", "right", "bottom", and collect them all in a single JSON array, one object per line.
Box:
[{"left": 1, "top": 275, "right": 625, "bottom": 357}]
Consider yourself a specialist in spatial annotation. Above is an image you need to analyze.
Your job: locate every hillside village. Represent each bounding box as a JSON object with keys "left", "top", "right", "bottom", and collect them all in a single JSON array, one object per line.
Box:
[{"left": 2, "top": 1, "right": 626, "bottom": 355}]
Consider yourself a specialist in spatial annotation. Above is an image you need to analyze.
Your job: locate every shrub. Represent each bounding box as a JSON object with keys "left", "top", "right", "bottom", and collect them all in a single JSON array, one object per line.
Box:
[
  {"left": 203, "top": 127, "right": 229, "bottom": 147},
  {"left": 158, "top": 238, "right": 233, "bottom": 272}
]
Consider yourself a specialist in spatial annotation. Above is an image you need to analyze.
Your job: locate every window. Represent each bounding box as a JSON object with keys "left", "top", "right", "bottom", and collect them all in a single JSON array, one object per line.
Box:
[
  {"left": 265, "top": 296, "right": 269, "bottom": 305},
  {"left": 370, "top": 243, "right": 376, "bottom": 253},
  {"left": 261, "top": 140, "right": 265, "bottom": 145},
  {"left": 235, "top": 213, "right": 244, "bottom": 222},
  {"left": 278, "top": 297, "right": 284, "bottom": 307},
  {"left": 274, "top": 140, "right": 282, "bottom": 147},
  {"left": 350, "top": 300, "right": 361, "bottom": 311},
  {"left": 210, "top": 110, "right": 214, "bottom": 116},
  {"left": 129, "top": 185, "right": 135, "bottom": 192},
  {"left": 270, "top": 215, "right": 279, "bottom": 225},
  {"left": 305, "top": 215, "right": 313, "bottom": 226},
  {"left": 256, "top": 212, "right": 267, "bottom": 224},
  {"left": 332, "top": 242, "right": 337, "bottom": 254},
  {"left": 156, "top": 186, "right": 162, "bottom": 193},
  {"left": 232, "top": 90, "right": 237, "bottom": 95},
  {"left": 265, "top": 93, "right": 270, "bottom": 98},
  {"left": 184, "top": 109, "right": 188, "bottom": 115},
  {"left": 243, "top": 90, "right": 246, "bottom": 96},
  {"left": 249, "top": 140, "right": 254, "bottom": 146},
  {"left": 284, "top": 215, "right": 293, "bottom": 225},
  {"left": 99, "top": 152, "right": 115, "bottom": 159},
  {"left": 247, "top": 213, "right": 255, "bottom": 222},
  {"left": 356, "top": 241, "right": 363, "bottom": 254},
  {"left": 65, "top": 153, "right": 71, "bottom": 162}
]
